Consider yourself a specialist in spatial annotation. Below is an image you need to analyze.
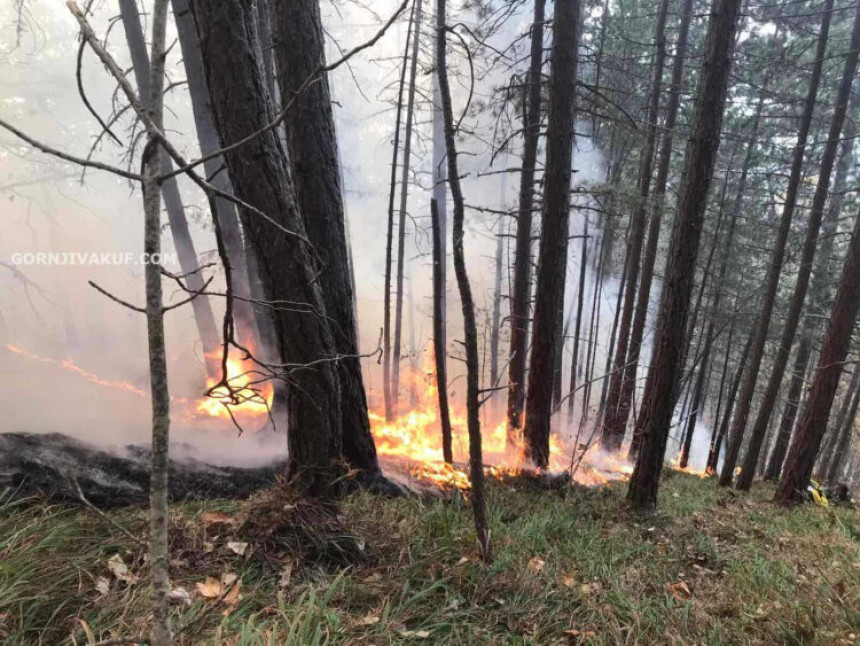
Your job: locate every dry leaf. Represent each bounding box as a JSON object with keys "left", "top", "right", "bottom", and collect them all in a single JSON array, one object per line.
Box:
[
  {"left": 580, "top": 581, "right": 602, "bottom": 596},
  {"left": 107, "top": 554, "right": 137, "bottom": 584},
  {"left": 664, "top": 580, "right": 692, "bottom": 601},
  {"left": 227, "top": 541, "right": 248, "bottom": 556},
  {"left": 222, "top": 573, "right": 241, "bottom": 605},
  {"left": 95, "top": 576, "right": 111, "bottom": 596},
  {"left": 527, "top": 557, "right": 546, "bottom": 575},
  {"left": 201, "top": 511, "right": 233, "bottom": 526},
  {"left": 357, "top": 613, "right": 380, "bottom": 626},
  {"left": 196, "top": 576, "right": 222, "bottom": 599},
  {"left": 278, "top": 564, "right": 293, "bottom": 589},
  {"left": 397, "top": 628, "right": 431, "bottom": 639},
  {"left": 169, "top": 587, "right": 192, "bottom": 606}
]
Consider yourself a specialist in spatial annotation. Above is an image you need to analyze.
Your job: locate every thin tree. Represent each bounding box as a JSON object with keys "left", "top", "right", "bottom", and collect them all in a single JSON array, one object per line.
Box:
[
  {"left": 627, "top": 0, "right": 743, "bottom": 509},
  {"left": 826, "top": 371, "right": 860, "bottom": 482},
  {"left": 567, "top": 216, "right": 589, "bottom": 424},
  {"left": 436, "top": 0, "right": 490, "bottom": 559},
  {"left": 737, "top": 8, "right": 860, "bottom": 490},
  {"left": 600, "top": 0, "right": 670, "bottom": 452},
  {"left": 392, "top": 0, "right": 424, "bottom": 415},
  {"left": 506, "top": 0, "right": 546, "bottom": 453},
  {"left": 118, "top": 0, "right": 220, "bottom": 378},
  {"left": 776, "top": 203, "right": 860, "bottom": 503},
  {"left": 719, "top": 0, "right": 835, "bottom": 486},
  {"left": 523, "top": 0, "right": 581, "bottom": 468}
]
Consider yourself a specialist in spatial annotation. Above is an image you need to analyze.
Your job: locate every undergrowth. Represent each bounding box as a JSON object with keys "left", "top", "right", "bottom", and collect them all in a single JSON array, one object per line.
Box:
[{"left": 0, "top": 473, "right": 858, "bottom": 644}]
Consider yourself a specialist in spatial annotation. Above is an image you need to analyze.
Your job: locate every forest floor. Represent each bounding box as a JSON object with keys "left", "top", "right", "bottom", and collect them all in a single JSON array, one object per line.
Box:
[{"left": 1, "top": 471, "right": 858, "bottom": 645}]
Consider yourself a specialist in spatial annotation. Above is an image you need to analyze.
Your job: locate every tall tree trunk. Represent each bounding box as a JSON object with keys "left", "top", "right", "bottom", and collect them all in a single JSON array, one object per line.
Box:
[
  {"left": 431, "top": 199, "right": 453, "bottom": 463},
  {"left": 436, "top": 0, "right": 490, "bottom": 559},
  {"left": 383, "top": 0, "right": 417, "bottom": 422},
  {"left": 826, "top": 373, "right": 860, "bottom": 482},
  {"left": 600, "top": 0, "right": 670, "bottom": 453},
  {"left": 817, "top": 369, "right": 858, "bottom": 479},
  {"left": 719, "top": 0, "right": 834, "bottom": 486},
  {"left": 272, "top": 0, "right": 383, "bottom": 478},
  {"left": 506, "top": 0, "right": 546, "bottom": 453},
  {"left": 392, "top": 0, "right": 424, "bottom": 415},
  {"left": 431, "top": 50, "right": 452, "bottom": 462},
  {"left": 765, "top": 112, "right": 855, "bottom": 481},
  {"left": 490, "top": 216, "right": 505, "bottom": 400},
  {"left": 523, "top": 0, "right": 580, "bottom": 468},
  {"left": 707, "top": 323, "right": 754, "bottom": 474},
  {"left": 119, "top": 0, "right": 220, "bottom": 378},
  {"left": 193, "top": 0, "right": 343, "bottom": 496},
  {"left": 599, "top": 245, "right": 629, "bottom": 415},
  {"left": 172, "top": 0, "right": 266, "bottom": 357},
  {"left": 776, "top": 204, "right": 860, "bottom": 503},
  {"left": 567, "top": 216, "right": 589, "bottom": 423},
  {"left": 626, "top": 0, "right": 741, "bottom": 509},
  {"left": 737, "top": 10, "right": 860, "bottom": 490}
]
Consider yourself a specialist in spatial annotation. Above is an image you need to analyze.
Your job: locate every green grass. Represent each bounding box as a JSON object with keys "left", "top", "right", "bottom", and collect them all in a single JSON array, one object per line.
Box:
[{"left": 0, "top": 474, "right": 858, "bottom": 644}]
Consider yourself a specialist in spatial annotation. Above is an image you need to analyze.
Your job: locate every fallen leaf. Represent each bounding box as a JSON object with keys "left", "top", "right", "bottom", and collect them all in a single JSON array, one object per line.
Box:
[
  {"left": 357, "top": 613, "right": 380, "bottom": 626},
  {"left": 278, "top": 563, "right": 293, "bottom": 589},
  {"left": 562, "top": 573, "right": 578, "bottom": 588},
  {"left": 664, "top": 580, "right": 692, "bottom": 601},
  {"left": 169, "top": 587, "right": 192, "bottom": 606},
  {"left": 95, "top": 576, "right": 111, "bottom": 596},
  {"left": 397, "top": 628, "right": 431, "bottom": 639},
  {"left": 107, "top": 554, "right": 137, "bottom": 585},
  {"left": 580, "top": 581, "right": 602, "bottom": 596},
  {"left": 527, "top": 557, "right": 546, "bottom": 575},
  {"left": 227, "top": 541, "right": 248, "bottom": 556},
  {"left": 201, "top": 511, "right": 233, "bottom": 526},
  {"left": 196, "top": 576, "right": 222, "bottom": 599},
  {"left": 222, "top": 573, "right": 241, "bottom": 605}
]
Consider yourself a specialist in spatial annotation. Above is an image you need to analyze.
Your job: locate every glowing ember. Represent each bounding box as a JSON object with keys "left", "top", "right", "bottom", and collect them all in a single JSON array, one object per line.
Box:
[{"left": 5, "top": 344, "right": 146, "bottom": 396}]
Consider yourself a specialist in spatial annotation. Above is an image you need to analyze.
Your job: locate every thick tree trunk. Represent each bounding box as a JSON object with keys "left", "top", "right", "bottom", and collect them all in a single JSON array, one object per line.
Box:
[
  {"left": 737, "top": 10, "right": 860, "bottom": 490},
  {"left": 271, "top": 0, "right": 382, "bottom": 477},
  {"left": 719, "top": 0, "right": 834, "bottom": 486},
  {"left": 600, "top": 0, "right": 670, "bottom": 452},
  {"left": 119, "top": 0, "right": 220, "bottom": 378},
  {"left": 392, "top": 0, "right": 424, "bottom": 415},
  {"left": 193, "top": 0, "right": 343, "bottom": 496},
  {"left": 172, "top": 0, "right": 266, "bottom": 356},
  {"left": 506, "top": 0, "right": 546, "bottom": 453},
  {"left": 383, "top": 1, "right": 417, "bottom": 422},
  {"left": 776, "top": 203, "right": 860, "bottom": 503},
  {"left": 626, "top": 0, "right": 741, "bottom": 509},
  {"left": 523, "top": 0, "right": 580, "bottom": 468},
  {"left": 436, "top": 0, "right": 490, "bottom": 559}
]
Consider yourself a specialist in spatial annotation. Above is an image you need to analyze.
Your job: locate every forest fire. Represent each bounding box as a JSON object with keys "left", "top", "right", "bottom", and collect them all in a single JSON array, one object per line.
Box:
[
  {"left": 195, "top": 351, "right": 273, "bottom": 421},
  {"left": 669, "top": 453, "right": 710, "bottom": 478}
]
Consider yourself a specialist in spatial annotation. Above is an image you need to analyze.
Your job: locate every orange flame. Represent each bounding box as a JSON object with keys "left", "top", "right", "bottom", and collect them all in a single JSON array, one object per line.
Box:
[
  {"left": 5, "top": 344, "right": 146, "bottom": 396},
  {"left": 195, "top": 351, "right": 273, "bottom": 421}
]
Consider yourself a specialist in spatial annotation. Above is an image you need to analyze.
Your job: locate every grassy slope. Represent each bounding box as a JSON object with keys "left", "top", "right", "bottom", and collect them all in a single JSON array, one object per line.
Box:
[{"left": 1, "top": 472, "right": 858, "bottom": 645}]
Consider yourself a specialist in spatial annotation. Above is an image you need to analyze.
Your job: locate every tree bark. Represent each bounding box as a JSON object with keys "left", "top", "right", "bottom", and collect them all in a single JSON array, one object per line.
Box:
[
  {"left": 776, "top": 203, "right": 860, "bottom": 503},
  {"left": 431, "top": 198, "right": 453, "bottom": 463},
  {"left": 506, "top": 0, "right": 546, "bottom": 453},
  {"left": 737, "top": 8, "right": 860, "bottom": 490},
  {"left": 627, "top": 0, "right": 742, "bottom": 509},
  {"left": 271, "top": 0, "right": 381, "bottom": 478},
  {"left": 600, "top": 0, "right": 670, "bottom": 452},
  {"left": 193, "top": 0, "right": 343, "bottom": 496},
  {"left": 119, "top": 0, "right": 220, "bottom": 378},
  {"left": 523, "top": 0, "right": 580, "bottom": 468},
  {"left": 826, "top": 373, "right": 860, "bottom": 482},
  {"left": 392, "top": 0, "right": 423, "bottom": 415},
  {"left": 719, "top": 0, "right": 834, "bottom": 486},
  {"left": 436, "top": 0, "right": 490, "bottom": 559},
  {"left": 172, "top": 0, "right": 266, "bottom": 356},
  {"left": 490, "top": 215, "right": 505, "bottom": 400},
  {"left": 567, "top": 216, "right": 589, "bottom": 424},
  {"left": 383, "top": 0, "right": 417, "bottom": 422}
]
